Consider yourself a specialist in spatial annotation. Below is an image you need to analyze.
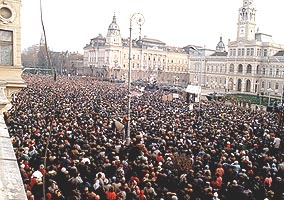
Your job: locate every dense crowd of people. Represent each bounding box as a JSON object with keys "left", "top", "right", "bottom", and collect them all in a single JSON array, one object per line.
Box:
[{"left": 4, "top": 74, "right": 284, "bottom": 200}]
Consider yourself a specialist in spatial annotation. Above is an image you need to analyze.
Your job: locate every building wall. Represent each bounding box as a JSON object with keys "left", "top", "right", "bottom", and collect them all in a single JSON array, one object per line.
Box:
[
  {"left": 0, "top": 0, "right": 26, "bottom": 102},
  {"left": 83, "top": 0, "right": 284, "bottom": 95}
]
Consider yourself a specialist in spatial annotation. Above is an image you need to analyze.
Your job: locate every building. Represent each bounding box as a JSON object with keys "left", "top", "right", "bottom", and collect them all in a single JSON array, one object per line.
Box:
[
  {"left": 189, "top": 0, "right": 284, "bottom": 96},
  {"left": 83, "top": 14, "right": 190, "bottom": 85},
  {"left": 84, "top": 0, "right": 284, "bottom": 96},
  {"left": 0, "top": 0, "right": 27, "bottom": 199},
  {"left": 0, "top": 0, "right": 26, "bottom": 107}
]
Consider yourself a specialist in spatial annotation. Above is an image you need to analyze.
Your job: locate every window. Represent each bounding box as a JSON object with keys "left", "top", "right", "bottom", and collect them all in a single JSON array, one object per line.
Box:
[
  {"left": 0, "top": 29, "right": 13, "bottom": 65},
  {"left": 250, "top": 48, "right": 254, "bottom": 56},
  {"left": 246, "top": 48, "right": 250, "bottom": 56},
  {"left": 246, "top": 64, "right": 252, "bottom": 73},
  {"left": 257, "top": 49, "right": 260, "bottom": 56},
  {"left": 238, "top": 49, "right": 241, "bottom": 56},
  {"left": 276, "top": 69, "right": 279, "bottom": 76},
  {"left": 229, "top": 49, "right": 232, "bottom": 56},
  {"left": 256, "top": 65, "right": 260, "bottom": 74},
  {"left": 275, "top": 83, "right": 279, "bottom": 90},
  {"left": 263, "top": 49, "right": 268, "bottom": 56},
  {"left": 261, "top": 81, "right": 265, "bottom": 88},
  {"left": 238, "top": 64, "right": 243, "bottom": 73},
  {"left": 262, "top": 68, "right": 266, "bottom": 75},
  {"left": 269, "top": 68, "right": 272, "bottom": 76},
  {"left": 230, "top": 64, "right": 234, "bottom": 72},
  {"left": 233, "top": 49, "right": 236, "bottom": 56},
  {"left": 241, "top": 48, "right": 245, "bottom": 56}
]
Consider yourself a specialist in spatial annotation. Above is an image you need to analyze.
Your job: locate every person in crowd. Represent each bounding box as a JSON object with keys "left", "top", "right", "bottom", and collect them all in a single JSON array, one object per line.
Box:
[{"left": 4, "top": 74, "right": 284, "bottom": 200}]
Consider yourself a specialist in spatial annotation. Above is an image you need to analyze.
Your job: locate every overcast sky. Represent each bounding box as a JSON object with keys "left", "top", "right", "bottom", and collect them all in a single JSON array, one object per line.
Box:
[{"left": 21, "top": 0, "right": 284, "bottom": 53}]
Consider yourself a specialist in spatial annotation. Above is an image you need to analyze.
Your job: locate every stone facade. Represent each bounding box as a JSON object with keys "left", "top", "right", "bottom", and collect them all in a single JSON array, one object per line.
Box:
[
  {"left": 189, "top": 0, "right": 284, "bottom": 96},
  {"left": 0, "top": 0, "right": 26, "bottom": 108},
  {"left": 84, "top": 0, "right": 284, "bottom": 96},
  {"left": 83, "top": 15, "right": 190, "bottom": 86}
]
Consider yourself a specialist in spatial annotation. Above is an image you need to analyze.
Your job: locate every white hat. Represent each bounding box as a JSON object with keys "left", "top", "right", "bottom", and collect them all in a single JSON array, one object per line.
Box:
[
  {"left": 61, "top": 167, "right": 68, "bottom": 174},
  {"left": 172, "top": 196, "right": 178, "bottom": 200},
  {"left": 213, "top": 192, "right": 218, "bottom": 197},
  {"left": 32, "top": 170, "right": 43, "bottom": 180}
]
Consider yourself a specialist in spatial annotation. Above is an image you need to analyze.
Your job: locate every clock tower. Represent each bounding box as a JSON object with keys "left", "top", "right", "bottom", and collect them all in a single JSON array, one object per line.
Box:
[
  {"left": 237, "top": 0, "right": 256, "bottom": 41},
  {"left": 105, "top": 14, "right": 122, "bottom": 46}
]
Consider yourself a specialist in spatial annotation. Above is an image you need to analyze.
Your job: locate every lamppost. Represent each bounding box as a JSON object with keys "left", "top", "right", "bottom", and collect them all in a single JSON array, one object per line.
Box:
[
  {"left": 189, "top": 46, "right": 203, "bottom": 117},
  {"left": 126, "top": 13, "right": 145, "bottom": 145}
]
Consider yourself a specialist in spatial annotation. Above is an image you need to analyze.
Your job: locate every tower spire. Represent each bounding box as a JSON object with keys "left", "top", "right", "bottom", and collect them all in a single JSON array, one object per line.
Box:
[
  {"left": 40, "top": 32, "right": 45, "bottom": 46},
  {"left": 237, "top": 0, "right": 256, "bottom": 41},
  {"left": 112, "top": 12, "right": 116, "bottom": 23}
]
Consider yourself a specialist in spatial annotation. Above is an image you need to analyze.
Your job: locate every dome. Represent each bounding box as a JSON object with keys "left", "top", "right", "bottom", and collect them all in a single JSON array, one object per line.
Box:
[
  {"left": 108, "top": 14, "right": 120, "bottom": 31},
  {"left": 216, "top": 36, "right": 225, "bottom": 52}
]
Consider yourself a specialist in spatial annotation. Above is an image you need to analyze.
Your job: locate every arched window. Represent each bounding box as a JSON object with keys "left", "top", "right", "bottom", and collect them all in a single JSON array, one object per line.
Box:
[
  {"left": 246, "top": 79, "right": 251, "bottom": 92},
  {"left": 238, "top": 64, "right": 243, "bottom": 73},
  {"left": 229, "top": 64, "right": 234, "bottom": 72},
  {"left": 237, "top": 79, "right": 242, "bottom": 91},
  {"left": 256, "top": 65, "right": 260, "bottom": 74},
  {"left": 246, "top": 64, "right": 252, "bottom": 73}
]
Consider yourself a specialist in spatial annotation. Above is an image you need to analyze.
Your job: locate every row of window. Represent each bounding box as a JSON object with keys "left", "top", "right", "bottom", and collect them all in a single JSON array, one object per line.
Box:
[
  {"left": 204, "top": 64, "right": 284, "bottom": 76},
  {"left": 203, "top": 76, "right": 282, "bottom": 92},
  {"left": 122, "top": 53, "right": 187, "bottom": 64},
  {"left": 229, "top": 48, "right": 268, "bottom": 57},
  {"left": 121, "top": 63, "right": 187, "bottom": 72}
]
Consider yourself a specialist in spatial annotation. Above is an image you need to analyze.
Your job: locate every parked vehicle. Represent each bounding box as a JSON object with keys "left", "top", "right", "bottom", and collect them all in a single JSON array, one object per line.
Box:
[{"left": 206, "top": 93, "right": 226, "bottom": 101}]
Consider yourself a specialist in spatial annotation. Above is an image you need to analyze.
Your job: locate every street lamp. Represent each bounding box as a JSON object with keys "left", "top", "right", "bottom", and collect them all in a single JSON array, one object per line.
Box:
[
  {"left": 126, "top": 13, "right": 145, "bottom": 145},
  {"left": 189, "top": 46, "right": 204, "bottom": 117}
]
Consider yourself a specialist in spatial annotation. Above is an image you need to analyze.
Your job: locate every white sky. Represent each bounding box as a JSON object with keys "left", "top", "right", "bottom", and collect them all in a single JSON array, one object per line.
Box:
[{"left": 21, "top": 0, "right": 284, "bottom": 53}]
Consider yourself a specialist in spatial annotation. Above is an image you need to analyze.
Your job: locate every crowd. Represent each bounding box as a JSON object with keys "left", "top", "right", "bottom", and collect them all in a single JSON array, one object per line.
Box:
[{"left": 3, "top": 74, "right": 284, "bottom": 200}]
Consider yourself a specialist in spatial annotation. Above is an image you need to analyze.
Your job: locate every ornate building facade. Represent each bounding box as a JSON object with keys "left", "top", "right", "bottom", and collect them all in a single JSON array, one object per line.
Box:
[
  {"left": 190, "top": 0, "right": 284, "bottom": 97},
  {"left": 84, "top": 0, "right": 284, "bottom": 96},
  {"left": 83, "top": 14, "right": 190, "bottom": 85},
  {"left": 0, "top": 0, "right": 26, "bottom": 108}
]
